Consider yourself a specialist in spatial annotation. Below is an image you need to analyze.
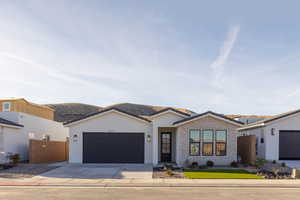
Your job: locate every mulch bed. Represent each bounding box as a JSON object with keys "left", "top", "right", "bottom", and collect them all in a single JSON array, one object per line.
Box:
[
  {"left": 153, "top": 168, "right": 185, "bottom": 179},
  {"left": 0, "top": 164, "right": 59, "bottom": 179}
]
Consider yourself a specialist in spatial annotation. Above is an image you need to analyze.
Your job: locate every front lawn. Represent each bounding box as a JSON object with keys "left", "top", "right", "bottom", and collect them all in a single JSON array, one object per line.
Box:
[{"left": 184, "top": 169, "right": 263, "bottom": 179}]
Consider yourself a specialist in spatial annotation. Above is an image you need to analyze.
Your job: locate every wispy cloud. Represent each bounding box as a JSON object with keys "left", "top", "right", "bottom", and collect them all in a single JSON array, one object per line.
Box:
[{"left": 210, "top": 24, "right": 240, "bottom": 88}]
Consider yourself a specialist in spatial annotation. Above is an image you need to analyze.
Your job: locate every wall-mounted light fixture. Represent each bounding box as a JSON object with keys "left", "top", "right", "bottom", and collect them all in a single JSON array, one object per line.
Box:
[
  {"left": 73, "top": 134, "right": 78, "bottom": 142},
  {"left": 147, "top": 134, "right": 152, "bottom": 143},
  {"left": 271, "top": 128, "right": 275, "bottom": 136}
]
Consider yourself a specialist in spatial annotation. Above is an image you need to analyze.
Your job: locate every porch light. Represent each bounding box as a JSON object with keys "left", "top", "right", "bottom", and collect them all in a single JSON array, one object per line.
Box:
[
  {"left": 271, "top": 128, "right": 275, "bottom": 136},
  {"left": 147, "top": 134, "right": 152, "bottom": 143},
  {"left": 73, "top": 134, "right": 78, "bottom": 142}
]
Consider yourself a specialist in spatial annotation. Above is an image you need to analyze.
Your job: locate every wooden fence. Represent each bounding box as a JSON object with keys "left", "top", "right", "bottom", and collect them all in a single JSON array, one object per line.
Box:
[
  {"left": 237, "top": 135, "right": 256, "bottom": 165},
  {"left": 29, "top": 139, "right": 69, "bottom": 163}
]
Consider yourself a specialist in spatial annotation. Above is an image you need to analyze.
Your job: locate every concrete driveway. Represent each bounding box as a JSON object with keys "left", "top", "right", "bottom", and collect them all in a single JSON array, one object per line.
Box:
[
  {"left": 36, "top": 164, "right": 153, "bottom": 179},
  {"left": 281, "top": 160, "right": 300, "bottom": 169}
]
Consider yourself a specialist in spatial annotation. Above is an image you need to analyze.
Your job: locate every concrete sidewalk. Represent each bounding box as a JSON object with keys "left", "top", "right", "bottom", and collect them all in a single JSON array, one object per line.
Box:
[{"left": 1, "top": 177, "right": 300, "bottom": 188}]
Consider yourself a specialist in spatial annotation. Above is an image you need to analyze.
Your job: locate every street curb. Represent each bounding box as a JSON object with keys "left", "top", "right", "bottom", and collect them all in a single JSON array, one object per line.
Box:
[{"left": 1, "top": 184, "right": 300, "bottom": 188}]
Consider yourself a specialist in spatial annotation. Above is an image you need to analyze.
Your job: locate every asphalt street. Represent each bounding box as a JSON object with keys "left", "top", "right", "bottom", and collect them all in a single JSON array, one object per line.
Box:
[{"left": 0, "top": 186, "right": 299, "bottom": 200}]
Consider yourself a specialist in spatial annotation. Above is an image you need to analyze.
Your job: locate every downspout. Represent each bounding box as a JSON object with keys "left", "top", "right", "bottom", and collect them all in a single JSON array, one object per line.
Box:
[{"left": 0, "top": 126, "right": 4, "bottom": 163}]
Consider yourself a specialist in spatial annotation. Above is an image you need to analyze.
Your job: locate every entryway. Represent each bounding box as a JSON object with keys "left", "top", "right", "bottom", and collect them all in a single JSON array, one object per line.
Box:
[
  {"left": 158, "top": 127, "right": 176, "bottom": 163},
  {"left": 161, "top": 132, "right": 172, "bottom": 162}
]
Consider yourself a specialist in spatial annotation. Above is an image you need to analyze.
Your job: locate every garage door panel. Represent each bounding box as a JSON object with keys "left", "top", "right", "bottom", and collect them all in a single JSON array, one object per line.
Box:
[
  {"left": 83, "top": 132, "right": 144, "bottom": 163},
  {"left": 279, "top": 131, "right": 300, "bottom": 160}
]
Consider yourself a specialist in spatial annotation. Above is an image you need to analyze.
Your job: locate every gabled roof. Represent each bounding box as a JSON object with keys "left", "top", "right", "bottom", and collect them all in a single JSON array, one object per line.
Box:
[
  {"left": 173, "top": 111, "right": 244, "bottom": 127},
  {"left": 239, "top": 109, "right": 300, "bottom": 131},
  {"left": 63, "top": 107, "right": 151, "bottom": 126},
  {"left": 0, "top": 117, "right": 23, "bottom": 128},
  {"left": 149, "top": 107, "right": 191, "bottom": 118},
  {"left": 104, "top": 103, "right": 195, "bottom": 116}
]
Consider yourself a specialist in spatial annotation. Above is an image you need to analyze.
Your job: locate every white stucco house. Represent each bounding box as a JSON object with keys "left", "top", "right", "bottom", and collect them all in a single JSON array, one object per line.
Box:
[
  {"left": 0, "top": 112, "right": 68, "bottom": 163},
  {"left": 238, "top": 109, "right": 300, "bottom": 161},
  {"left": 64, "top": 107, "right": 244, "bottom": 166}
]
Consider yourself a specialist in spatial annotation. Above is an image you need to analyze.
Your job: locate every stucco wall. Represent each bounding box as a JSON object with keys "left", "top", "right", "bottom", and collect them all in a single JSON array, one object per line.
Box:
[
  {"left": 176, "top": 116, "right": 239, "bottom": 166},
  {"left": 1, "top": 126, "right": 25, "bottom": 163},
  {"left": 242, "top": 127, "right": 266, "bottom": 159},
  {"left": 68, "top": 111, "right": 152, "bottom": 164}
]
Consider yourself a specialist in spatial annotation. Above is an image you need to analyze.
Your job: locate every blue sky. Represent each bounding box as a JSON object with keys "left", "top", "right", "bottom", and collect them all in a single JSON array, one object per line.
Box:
[{"left": 1, "top": 0, "right": 300, "bottom": 115}]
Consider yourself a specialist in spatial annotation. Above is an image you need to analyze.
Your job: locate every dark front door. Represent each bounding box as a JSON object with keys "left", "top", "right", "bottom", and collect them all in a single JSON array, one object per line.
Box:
[
  {"left": 161, "top": 132, "right": 172, "bottom": 162},
  {"left": 279, "top": 130, "right": 300, "bottom": 160},
  {"left": 83, "top": 132, "right": 144, "bottom": 163}
]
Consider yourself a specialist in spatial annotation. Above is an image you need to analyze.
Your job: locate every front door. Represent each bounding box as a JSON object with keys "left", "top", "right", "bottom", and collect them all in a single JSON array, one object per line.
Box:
[{"left": 161, "top": 132, "right": 172, "bottom": 162}]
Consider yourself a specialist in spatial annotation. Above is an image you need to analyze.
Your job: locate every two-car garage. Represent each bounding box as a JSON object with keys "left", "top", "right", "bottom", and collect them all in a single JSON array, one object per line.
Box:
[
  {"left": 65, "top": 108, "right": 152, "bottom": 164},
  {"left": 279, "top": 130, "right": 300, "bottom": 160},
  {"left": 83, "top": 132, "right": 145, "bottom": 163}
]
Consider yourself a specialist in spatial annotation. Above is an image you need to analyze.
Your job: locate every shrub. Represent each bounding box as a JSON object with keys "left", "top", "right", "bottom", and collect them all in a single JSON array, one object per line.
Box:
[
  {"left": 206, "top": 160, "right": 214, "bottom": 167},
  {"left": 166, "top": 169, "right": 174, "bottom": 176},
  {"left": 9, "top": 154, "right": 20, "bottom": 165},
  {"left": 191, "top": 162, "right": 198, "bottom": 169},
  {"left": 255, "top": 158, "right": 267, "bottom": 168},
  {"left": 272, "top": 160, "right": 277, "bottom": 164},
  {"left": 230, "top": 161, "right": 238, "bottom": 168}
]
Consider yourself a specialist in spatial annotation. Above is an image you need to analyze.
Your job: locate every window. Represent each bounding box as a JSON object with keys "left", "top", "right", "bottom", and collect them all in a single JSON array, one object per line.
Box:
[
  {"left": 215, "top": 130, "right": 227, "bottom": 156},
  {"left": 2, "top": 102, "right": 11, "bottom": 112},
  {"left": 189, "top": 130, "right": 200, "bottom": 156},
  {"left": 202, "top": 130, "right": 213, "bottom": 156}
]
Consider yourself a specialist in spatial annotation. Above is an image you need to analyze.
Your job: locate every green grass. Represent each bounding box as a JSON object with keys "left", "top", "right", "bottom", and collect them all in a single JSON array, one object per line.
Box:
[{"left": 184, "top": 169, "right": 263, "bottom": 179}]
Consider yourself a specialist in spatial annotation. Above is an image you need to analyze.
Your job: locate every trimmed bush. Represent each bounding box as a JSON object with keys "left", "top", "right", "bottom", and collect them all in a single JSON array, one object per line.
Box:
[
  {"left": 206, "top": 160, "right": 214, "bottom": 167},
  {"left": 9, "top": 154, "right": 20, "bottom": 165},
  {"left": 230, "top": 161, "right": 238, "bottom": 168},
  {"left": 191, "top": 162, "right": 199, "bottom": 169}
]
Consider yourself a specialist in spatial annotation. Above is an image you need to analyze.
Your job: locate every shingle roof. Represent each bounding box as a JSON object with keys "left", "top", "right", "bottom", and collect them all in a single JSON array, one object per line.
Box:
[
  {"left": 239, "top": 109, "right": 300, "bottom": 130},
  {"left": 173, "top": 111, "right": 244, "bottom": 126},
  {"left": 0, "top": 117, "right": 23, "bottom": 128},
  {"left": 105, "top": 103, "right": 194, "bottom": 116},
  {"left": 45, "top": 102, "right": 195, "bottom": 122},
  {"left": 63, "top": 107, "right": 151, "bottom": 126}
]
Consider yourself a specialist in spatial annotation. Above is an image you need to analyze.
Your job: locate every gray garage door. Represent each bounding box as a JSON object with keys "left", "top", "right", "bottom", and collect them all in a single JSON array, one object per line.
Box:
[
  {"left": 83, "top": 132, "right": 144, "bottom": 163},
  {"left": 279, "top": 130, "right": 300, "bottom": 160}
]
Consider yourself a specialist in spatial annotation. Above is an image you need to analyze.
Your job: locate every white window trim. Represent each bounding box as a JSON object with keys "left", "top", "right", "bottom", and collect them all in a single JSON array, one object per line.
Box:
[{"left": 2, "top": 102, "right": 11, "bottom": 112}]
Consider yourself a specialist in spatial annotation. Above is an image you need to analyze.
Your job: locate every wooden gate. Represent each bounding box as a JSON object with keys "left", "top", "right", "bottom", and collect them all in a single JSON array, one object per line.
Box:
[
  {"left": 237, "top": 135, "right": 256, "bottom": 165},
  {"left": 29, "top": 139, "right": 69, "bottom": 163}
]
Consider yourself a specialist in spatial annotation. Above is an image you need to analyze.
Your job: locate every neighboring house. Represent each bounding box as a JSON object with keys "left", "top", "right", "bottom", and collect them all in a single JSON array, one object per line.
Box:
[
  {"left": 0, "top": 98, "right": 54, "bottom": 120},
  {"left": 238, "top": 109, "right": 300, "bottom": 161},
  {"left": 0, "top": 98, "right": 68, "bottom": 163},
  {"left": 64, "top": 107, "right": 243, "bottom": 166},
  {"left": 0, "top": 117, "right": 24, "bottom": 162}
]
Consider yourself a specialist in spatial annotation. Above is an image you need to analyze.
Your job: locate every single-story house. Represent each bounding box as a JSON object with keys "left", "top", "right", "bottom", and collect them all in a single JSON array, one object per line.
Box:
[
  {"left": 238, "top": 109, "right": 300, "bottom": 161},
  {"left": 64, "top": 107, "right": 243, "bottom": 166}
]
